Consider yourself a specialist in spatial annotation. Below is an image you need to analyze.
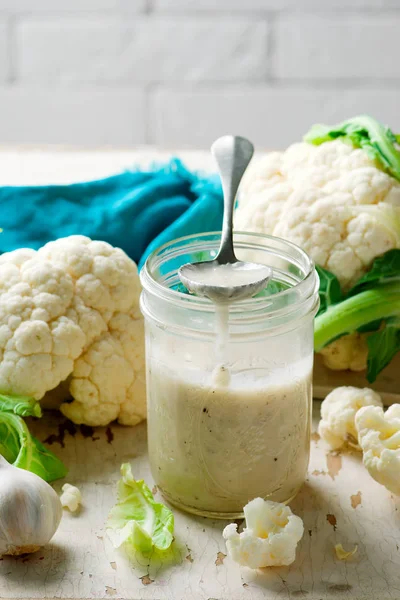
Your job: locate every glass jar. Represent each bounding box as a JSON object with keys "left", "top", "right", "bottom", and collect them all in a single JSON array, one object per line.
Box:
[{"left": 140, "top": 232, "right": 319, "bottom": 519}]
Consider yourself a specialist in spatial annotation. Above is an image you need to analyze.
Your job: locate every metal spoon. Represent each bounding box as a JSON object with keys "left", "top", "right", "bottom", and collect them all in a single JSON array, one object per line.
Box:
[{"left": 179, "top": 135, "right": 272, "bottom": 303}]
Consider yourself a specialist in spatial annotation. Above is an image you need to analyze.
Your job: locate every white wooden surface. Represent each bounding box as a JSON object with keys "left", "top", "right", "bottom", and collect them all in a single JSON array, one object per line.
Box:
[
  {"left": 1, "top": 404, "right": 399, "bottom": 600},
  {"left": 0, "top": 147, "right": 399, "bottom": 600}
]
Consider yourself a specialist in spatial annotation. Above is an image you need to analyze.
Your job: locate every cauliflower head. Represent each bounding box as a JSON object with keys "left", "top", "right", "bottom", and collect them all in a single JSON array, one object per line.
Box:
[
  {"left": 222, "top": 497, "right": 304, "bottom": 568},
  {"left": 0, "top": 236, "right": 145, "bottom": 427},
  {"left": 236, "top": 139, "right": 400, "bottom": 290},
  {"left": 355, "top": 404, "right": 400, "bottom": 495},
  {"left": 319, "top": 386, "right": 383, "bottom": 450},
  {"left": 236, "top": 139, "right": 400, "bottom": 371}
]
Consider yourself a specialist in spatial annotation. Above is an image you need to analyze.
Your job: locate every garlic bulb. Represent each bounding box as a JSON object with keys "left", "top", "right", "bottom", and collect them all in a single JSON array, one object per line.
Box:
[{"left": 0, "top": 456, "right": 62, "bottom": 556}]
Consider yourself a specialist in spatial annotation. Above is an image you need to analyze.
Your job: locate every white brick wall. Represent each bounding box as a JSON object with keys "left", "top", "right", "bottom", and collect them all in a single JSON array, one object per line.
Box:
[
  {"left": 0, "top": 87, "right": 146, "bottom": 145},
  {"left": 0, "top": 0, "right": 399, "bottom": 147},
  {"left": 17, "top": 18, "right": 268, "bottom": 83},
  {"left": 274, "top": 16, "right": 400, "bottom": 79},
  {"left": 150, "top": 87, "right": 400, "bottom": 149}
]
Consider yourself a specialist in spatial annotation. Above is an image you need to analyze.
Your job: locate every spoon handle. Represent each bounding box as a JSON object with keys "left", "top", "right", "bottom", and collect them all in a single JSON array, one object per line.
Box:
[{"left": 211, "top": 135, "right": 254, "bottom": 264}]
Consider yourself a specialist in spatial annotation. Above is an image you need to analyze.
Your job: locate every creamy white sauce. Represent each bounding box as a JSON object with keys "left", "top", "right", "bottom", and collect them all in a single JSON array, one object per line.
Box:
[
  {"left": 147, "top": 365, "right": 312, "bottom": 515},
  {"left": 214, "top": 304, "right": 230, "bottom": 367}
]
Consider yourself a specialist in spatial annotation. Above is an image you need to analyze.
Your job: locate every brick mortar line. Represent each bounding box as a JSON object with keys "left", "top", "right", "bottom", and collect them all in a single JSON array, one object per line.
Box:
[
  {"left": 145, "top": 82, "right": 159, "bottom": 145},
  {"left": 272, "top": 8, "right": 400, "bottom": 18},
  {"left": 265, "top": 11, "right": 275, "bottom": 83},
  {"left": 0, "top": 82, "right": 399, "bottom": 90},
  {"left": 150, "top": 7, "right": 400, "bottom": 16},
  {"left": 11, "top": 13, "right": 270, "bottom": 23},
  {"left": 6, "top": 14, "right": 15, "bottom": 83},
  {"left": 7, "top": 10, "right": 400, "bottom": 23},
  {"left": 4, "top": 10, "right": 148, "bottom": 20},
  {"left": 0, "top": 7, "right": 400, "bottom": 17},
  {"left": 143, "top": 80, "right": 400, "bottom": 90}
]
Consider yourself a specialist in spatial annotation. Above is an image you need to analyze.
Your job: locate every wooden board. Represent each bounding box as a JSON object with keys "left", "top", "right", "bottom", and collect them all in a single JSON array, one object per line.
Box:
[
  {"left": 313, "top": 353, "right": 400, "bottom": 404},
  {"left": 1, "top": 405, "right": 400, "bottom": 600}
]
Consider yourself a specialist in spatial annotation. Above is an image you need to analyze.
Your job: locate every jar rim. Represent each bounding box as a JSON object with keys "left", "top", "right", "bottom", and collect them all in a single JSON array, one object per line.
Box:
[{"left": 140, "top": 231, "right": 319, "bottom": 320}]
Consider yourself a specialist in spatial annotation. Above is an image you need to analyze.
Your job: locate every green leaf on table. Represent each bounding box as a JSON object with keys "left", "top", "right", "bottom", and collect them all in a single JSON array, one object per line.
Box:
[
  {"left": 366, "top": 318, "right": 400, "bottom": 383},
  {"left": 0, "top": 392, "right": 42, "bottom": 417},
  {"left": 315, "top": 265, "right": 342, "bottom": 316},
  {"left": 107, "top": 463, "right": 174, "bottom": 554},
  {"left": 0, "top": 411, "right": 67, "bottom": 482}
]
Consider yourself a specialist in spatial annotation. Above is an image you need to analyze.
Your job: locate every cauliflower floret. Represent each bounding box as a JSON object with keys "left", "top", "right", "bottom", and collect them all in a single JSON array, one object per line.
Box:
[
  {"left": 355, "top": 404, "right": 400, "bottom": 495},
  {"left": 273, "top": 199, "right": 400, "bottom": 289},
  {"left": 222, "top": 498, "right": 304, "bottom": 568},
  {"left": 60, "top": 483, "right": 82, "bottom": 512},
  {"left": 236, "top": 139, "right": 400, "bottom": 290},
  {"left": 0, "top": 236, "right": 145, "bottom": 427},
  {"left": 319, "top": 332, "right": 368, "bottom": 372},
  {"left": 319, "top": 386, "right": 383, "bottom": 450},
  {"left": 0, "top": 256, "right": 85, "bottom": 399}
]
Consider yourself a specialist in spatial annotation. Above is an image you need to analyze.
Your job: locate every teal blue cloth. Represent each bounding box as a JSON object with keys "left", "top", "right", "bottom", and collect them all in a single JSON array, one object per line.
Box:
[{"left": 0, "top": 159, "right": 223, "bottom": 269}]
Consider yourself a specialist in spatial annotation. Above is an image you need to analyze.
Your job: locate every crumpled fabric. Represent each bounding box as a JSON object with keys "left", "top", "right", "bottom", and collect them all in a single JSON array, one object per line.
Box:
[{"left": 0, "top": 159, "right": 223, "bottom": 267}]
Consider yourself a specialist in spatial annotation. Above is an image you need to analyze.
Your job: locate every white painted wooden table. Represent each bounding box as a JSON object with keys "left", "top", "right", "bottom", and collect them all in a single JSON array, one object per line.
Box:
[
  {"left": 0, "top": 147, "right": 399, "bottom": 600},
  {"left": 1, "top": 405, "right": 399, "bottom": 600}
]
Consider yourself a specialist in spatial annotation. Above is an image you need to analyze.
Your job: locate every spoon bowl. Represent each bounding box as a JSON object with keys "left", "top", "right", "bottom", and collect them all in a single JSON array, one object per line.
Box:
[
  {"left": 178, "top": 135, "right": 272, "bottom": 303},
  {"left": 179, "top": 259, "right": 271, "bottom": 303}
]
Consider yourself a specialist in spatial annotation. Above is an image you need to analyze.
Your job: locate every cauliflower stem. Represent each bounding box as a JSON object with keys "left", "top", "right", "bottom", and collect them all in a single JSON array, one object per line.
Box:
[
  {"left": 315, "top": 282, "right": 400, "bottom": 351},
  {"left": 315, "top": 249, "right": 400, "bottom": 382}
]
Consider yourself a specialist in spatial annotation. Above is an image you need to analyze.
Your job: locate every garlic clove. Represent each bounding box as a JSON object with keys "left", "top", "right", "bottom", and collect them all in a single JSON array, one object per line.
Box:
[{"left": 0, "top": 456, "right": 62, "bottom": 556}]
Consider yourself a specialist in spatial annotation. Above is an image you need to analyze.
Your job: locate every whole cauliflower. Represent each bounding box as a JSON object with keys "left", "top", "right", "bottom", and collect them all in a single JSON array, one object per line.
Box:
[
  {"left": 318, "top": 386, "right": 383, "bottom": 450},
  {"left": 355, "top": 404, "right": 400, "bottom": 495},
  {"left": 236, "top": 138, "right": 400, "bottom": 370},
  {"left": 223, "top": 497, "right": 304, "bottom": 568},
  {"left": 0, "top": 236, "right": 145, "bottom": 427}
]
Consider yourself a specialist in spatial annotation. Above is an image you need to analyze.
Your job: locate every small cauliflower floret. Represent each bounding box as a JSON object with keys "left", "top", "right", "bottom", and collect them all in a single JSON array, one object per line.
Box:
[
  {"left": 0, "top": 236, "right": 146, "bottom": 427},
  {"left": 60, "top": 483, "right": 82, "bottom": 512},
  {"left": 222, "top": 498, "right": 304, "bottom": 568},
  {"left": 319, "top": 386, "right": 383, "bottom": 450},
  {"left": 319, "top": 332, "right": 368, "bottom": 372},
  {"left": 355, "top": 404, "right": 400, "bottom": 495}
]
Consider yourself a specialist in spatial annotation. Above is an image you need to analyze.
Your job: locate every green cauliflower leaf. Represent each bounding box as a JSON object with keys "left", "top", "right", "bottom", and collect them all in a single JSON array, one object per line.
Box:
[
  {"left": 304, "top": 115, "right": 400, "bottom": 182},
  {"left": 0, "top": 410, "right": 67, "bottom": 482},
  {"left": 107, "top": 463, "right": 174, "bottom": 553},
  {"left": 0, "top": 392, "right": 42, "bottom": 417}
]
